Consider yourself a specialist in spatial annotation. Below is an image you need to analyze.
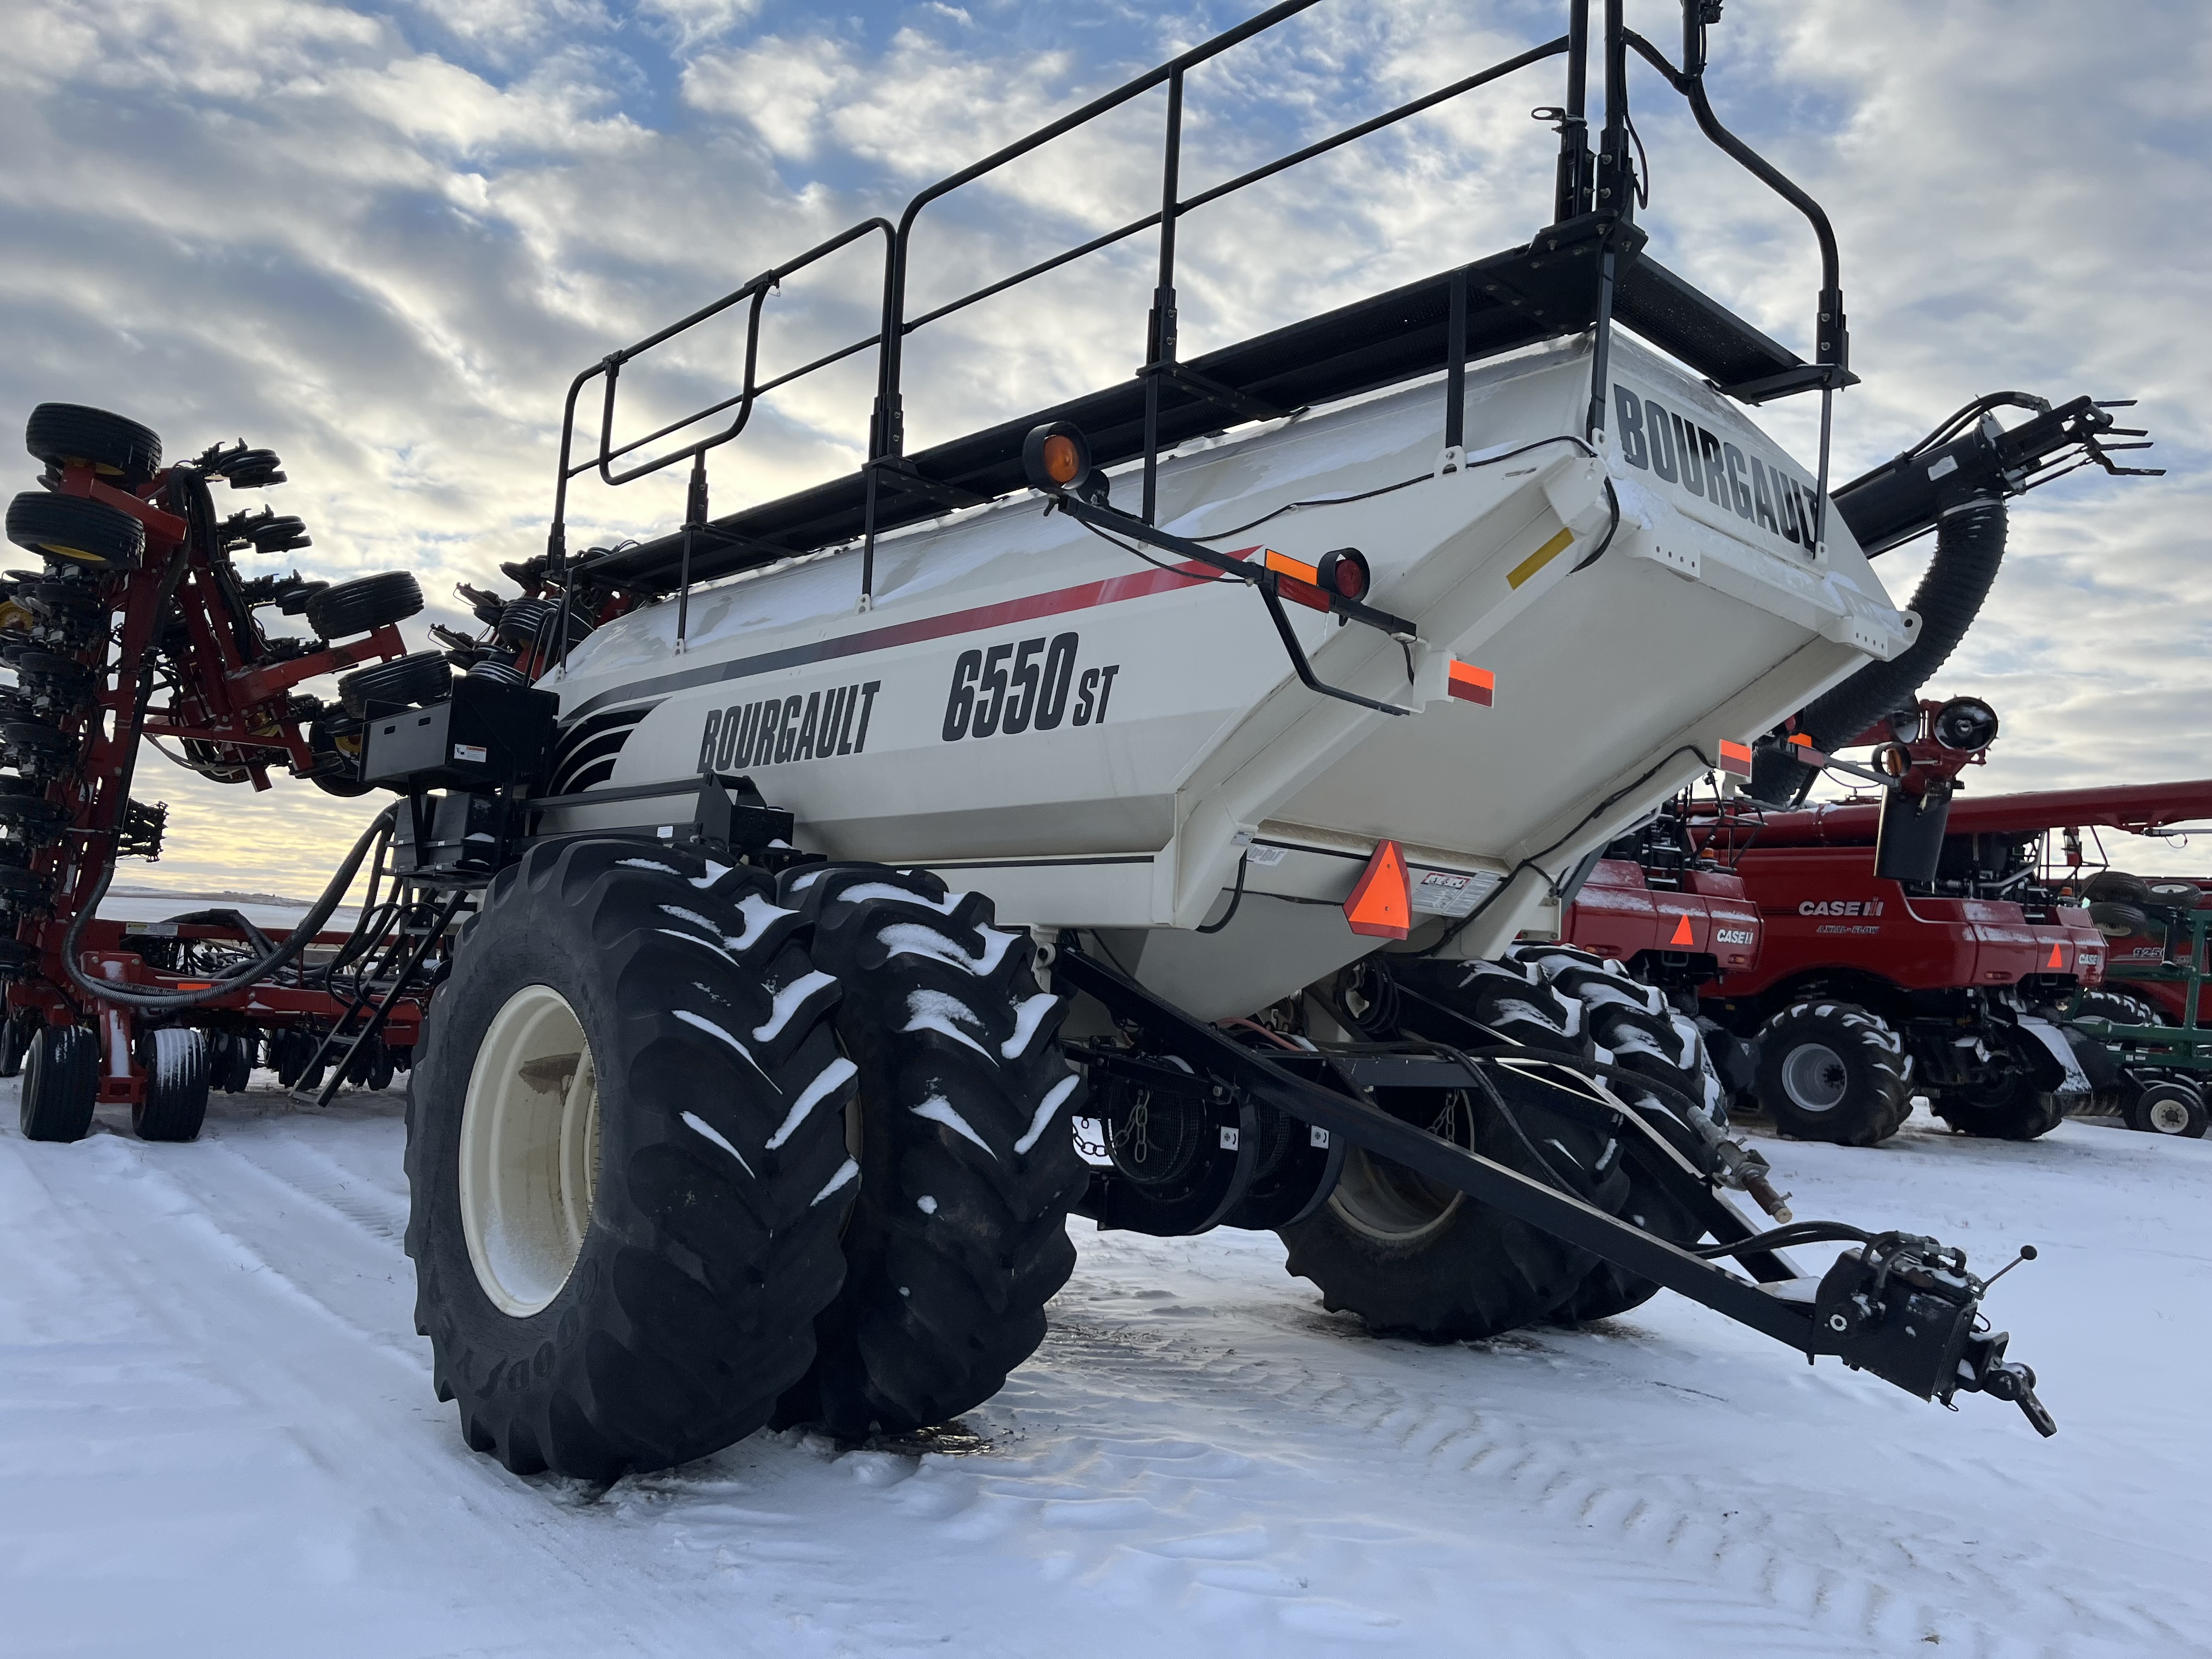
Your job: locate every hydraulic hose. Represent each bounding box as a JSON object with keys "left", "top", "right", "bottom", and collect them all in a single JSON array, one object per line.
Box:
[
  {"left": 1750, "top": 496, "right": 2008, "bottom": 805},
  {"left": 61, "top": 805, "right": 395, "bottom": 1012}
]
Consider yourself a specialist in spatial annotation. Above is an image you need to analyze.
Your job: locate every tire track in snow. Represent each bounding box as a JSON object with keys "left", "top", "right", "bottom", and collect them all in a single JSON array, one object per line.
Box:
[{"left": 1030, "top": 1227, "right": 2208, "bottom": 1656}]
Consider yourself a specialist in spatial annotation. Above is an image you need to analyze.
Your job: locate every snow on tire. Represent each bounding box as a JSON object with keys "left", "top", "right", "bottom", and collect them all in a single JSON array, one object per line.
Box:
[
  {"left": 771, "top": 864, "right": 1088, "bottom": 1441},
  {"left": 404, "top": 838, "right": 859, "bottom": 1481},
  {"left": 1406, "top": 957, "right": 1587, "bottom": 1055}
]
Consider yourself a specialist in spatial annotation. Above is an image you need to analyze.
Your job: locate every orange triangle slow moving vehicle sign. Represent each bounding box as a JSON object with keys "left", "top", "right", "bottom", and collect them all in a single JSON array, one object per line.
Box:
[
  {"left": 1668, "top": 913, "right": 1696, "bottom": 947},
  {"left": 2047, "top": 941, "right": 2064, "bottom": 970},
  {"left": 1345, "top": 840, "right": 1412, "bottom": 940}
]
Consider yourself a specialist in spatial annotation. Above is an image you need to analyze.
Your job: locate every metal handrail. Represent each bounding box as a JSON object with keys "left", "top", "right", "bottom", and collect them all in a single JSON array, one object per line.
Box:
[
  {"left": 546, "top": 6, "right": 1579, "bottom": 591},
  {"left": 544, "top": 0, "right": 1851, "bottom": 617}
]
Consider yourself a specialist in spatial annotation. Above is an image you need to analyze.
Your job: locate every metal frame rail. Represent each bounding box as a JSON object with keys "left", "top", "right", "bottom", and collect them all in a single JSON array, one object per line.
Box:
[{"left": 542, "top": 0, "right": 1857, "bottom": 631}]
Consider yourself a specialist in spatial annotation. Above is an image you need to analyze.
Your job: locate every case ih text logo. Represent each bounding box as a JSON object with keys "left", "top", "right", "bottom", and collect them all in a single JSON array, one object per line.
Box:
[
  {"left": 942, "top": 631, "right": 1120, "bottom": 742},
  {"left": 697, "top": 680, "right": 881, "bottom": 772},
  {"left": 1613, "top": 386, "right": 1824, "bottom": 553},
  {"left": 1799, "top": 899, "right": 1885, "bottom": 917}
]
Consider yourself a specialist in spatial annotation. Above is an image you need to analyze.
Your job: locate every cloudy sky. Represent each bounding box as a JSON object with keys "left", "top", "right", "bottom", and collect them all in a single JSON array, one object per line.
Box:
[{"left": 2, "top": 0, "right": 2205, "bottom": 894}]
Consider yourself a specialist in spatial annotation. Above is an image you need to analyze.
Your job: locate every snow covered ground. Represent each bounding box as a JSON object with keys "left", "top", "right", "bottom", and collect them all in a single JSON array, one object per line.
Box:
[{"left": 2, "top": 1085, "right": 2205, "bottom": 1658}]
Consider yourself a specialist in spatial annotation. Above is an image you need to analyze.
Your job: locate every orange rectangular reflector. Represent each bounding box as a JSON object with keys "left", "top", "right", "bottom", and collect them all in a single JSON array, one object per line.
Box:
[
  {"left": 1447, "top": 660, "right": 1494, "bottom": 706},
  {"left": 1344, "top": 840, "right": 1411, "bottom": 940},
  {"left": 1718, "top": 739, "right": 1753, "bottom": 775},
  {"left": 1789, "top": 732, "right": 1815, "bottom": 748},
  {"left": 1263, "top": 549, "right": 1321, "bottom": 585}
]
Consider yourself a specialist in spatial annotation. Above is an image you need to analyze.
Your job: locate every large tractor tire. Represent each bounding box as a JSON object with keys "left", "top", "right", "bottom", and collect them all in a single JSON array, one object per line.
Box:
[
  {"left": 404, "top": 839, "right": 859, "bottom": 1481},
  {"left": 19, "top": 1024, "right": 98, "bottom": 1142},
  {"left": 25, "top": 403, "right": 162, "bottom": 487},
  {"left": 5, "top": 492, "right": 144, "bottom": 571},
  {"left": 134, "top": 1026, "right": 210, "bottom": 1142},
  {"left": 1396, "top": 956, "right": 1587, "bottom": 1054},
  {"left": 771, "top": 864, "right": 1088, "bottom": 1441},
  {"left": 1514, "top": 947, "right": 1720, "bottom": 1323},
  {"left": 1519, "top": 947, "right": 1726, "bottom": 1122},
  {"left": 1280, "top": 1077, "right": 1626, "bottom": 1340},
  {"left": 1753, "top": 1001, "right": 1912, "bottom": 1145}
]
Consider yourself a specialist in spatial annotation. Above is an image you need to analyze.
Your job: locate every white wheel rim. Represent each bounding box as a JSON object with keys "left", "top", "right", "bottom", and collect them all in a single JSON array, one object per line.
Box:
[
  {"left": 2147, "top": 1095, "right": 2193, "bottom": 1135},
  {"left": 1781, "top": 1041, "right": 1849, "bottom": 1112},
  {"left": 459, "top": 984, "right": 602, "bottom": 1317}
]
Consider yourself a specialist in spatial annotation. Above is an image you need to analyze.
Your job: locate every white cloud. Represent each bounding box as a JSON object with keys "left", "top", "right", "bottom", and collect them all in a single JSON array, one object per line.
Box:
[{"left": 0, "top": 0, "right": 2202, "bottom": 889}]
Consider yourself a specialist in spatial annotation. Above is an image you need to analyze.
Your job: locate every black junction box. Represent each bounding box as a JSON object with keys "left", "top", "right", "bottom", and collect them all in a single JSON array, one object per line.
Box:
[{"left": 360, "top": 677, "right": 558, "bottom": 790}]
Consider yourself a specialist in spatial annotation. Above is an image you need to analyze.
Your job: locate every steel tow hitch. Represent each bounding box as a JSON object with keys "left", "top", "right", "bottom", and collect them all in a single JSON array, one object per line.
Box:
[{"left": 1808, "top": 1233, "right": 2056, "bottom": 1436}]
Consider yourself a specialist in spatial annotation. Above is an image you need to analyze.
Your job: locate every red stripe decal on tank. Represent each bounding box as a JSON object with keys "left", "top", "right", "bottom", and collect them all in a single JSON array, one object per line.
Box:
[{"left": 565, "top": 560, "right": 1217, "bottom": 720}]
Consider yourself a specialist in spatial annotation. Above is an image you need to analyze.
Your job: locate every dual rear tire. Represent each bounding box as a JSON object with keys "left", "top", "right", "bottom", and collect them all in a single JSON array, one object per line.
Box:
[{"left": 403, "top": 843, "right": 1087, "bottom": 1479}]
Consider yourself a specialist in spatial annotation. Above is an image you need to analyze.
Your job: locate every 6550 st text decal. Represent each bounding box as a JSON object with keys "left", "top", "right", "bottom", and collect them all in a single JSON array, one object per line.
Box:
[{"left": 942, "top": 631, "right": 1119, "bottom": 742}]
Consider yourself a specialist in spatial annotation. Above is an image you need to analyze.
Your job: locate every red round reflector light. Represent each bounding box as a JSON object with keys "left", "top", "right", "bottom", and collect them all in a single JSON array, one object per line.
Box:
[{"left": 1316, "top": 548, "right": 1369, "bottom": 602}]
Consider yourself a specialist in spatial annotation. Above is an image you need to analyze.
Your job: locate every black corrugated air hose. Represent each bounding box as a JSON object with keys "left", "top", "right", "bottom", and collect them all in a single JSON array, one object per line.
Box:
[{"left": 1750, "top": 496, "right": 2008, "bottom": 805}]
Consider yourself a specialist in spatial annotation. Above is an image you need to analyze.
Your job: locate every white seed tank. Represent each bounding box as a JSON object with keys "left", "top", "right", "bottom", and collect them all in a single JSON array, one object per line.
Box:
[{"left": 547, "top": 334, "right": 1911, "bottom": 1019}]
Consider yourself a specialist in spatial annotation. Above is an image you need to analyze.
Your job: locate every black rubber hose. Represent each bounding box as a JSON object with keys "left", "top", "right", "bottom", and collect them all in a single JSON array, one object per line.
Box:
[
  {"left": 1750, "top": 496, "right": 2008, "bottom": 805},
  {"left": 63, "top": 806, "right": 394, "bottom": 1011}
]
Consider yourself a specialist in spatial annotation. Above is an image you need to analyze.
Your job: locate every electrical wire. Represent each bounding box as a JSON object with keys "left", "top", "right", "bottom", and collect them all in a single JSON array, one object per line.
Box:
[
  {"left": 1420, "top": 742, "right": 1720, "bottom": 957},
  {"left": 1073, "top": 516, "right": 1239, "bottom": 582},
  {"left": 1182, "top": 434, "right": 1601, "bottom": 544},
  {"left": 1194, "top": 849, "right": 1249, "bottom": 934}
]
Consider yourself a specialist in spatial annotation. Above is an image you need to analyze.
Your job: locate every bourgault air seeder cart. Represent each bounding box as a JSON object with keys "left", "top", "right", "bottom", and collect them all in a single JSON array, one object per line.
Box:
[{"left": 8, "top": 2, "right": 2083, "bottom": 1476}]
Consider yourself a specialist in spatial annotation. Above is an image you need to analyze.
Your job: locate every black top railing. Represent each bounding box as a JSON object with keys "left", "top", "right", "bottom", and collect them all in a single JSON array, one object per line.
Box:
[{"left": 544, "top": 0, "right": 1853, "bottom": 628}]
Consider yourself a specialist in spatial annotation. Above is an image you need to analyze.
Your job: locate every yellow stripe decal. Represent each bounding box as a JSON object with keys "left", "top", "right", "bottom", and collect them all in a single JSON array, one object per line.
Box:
[{"left": 1506, "top": 526, "right": 1575, "bottom": 590}]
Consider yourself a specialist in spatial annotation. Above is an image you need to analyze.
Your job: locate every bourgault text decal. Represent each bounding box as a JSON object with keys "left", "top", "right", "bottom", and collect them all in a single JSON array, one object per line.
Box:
[
  {"left": 943, "top": 631, "right": 1119, "bottom": 742},
  {"left": 697, "top": 681, "right": 880, "bottom": 772},
  {"left": 1613, "top": 386, "right": 1823, "bottom": 553}
]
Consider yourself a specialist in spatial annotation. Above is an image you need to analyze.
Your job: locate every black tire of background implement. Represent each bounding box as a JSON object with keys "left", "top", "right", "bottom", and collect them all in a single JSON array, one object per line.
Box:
[
  {"left": 339, "top": 651, "right": 453, "bottom": 717},
  {"left": 404, "top": 838, "right": 858, "bottom": 1480},
  {"left": 25, "top": 403, "right": 162, "bottom": 486},
  {"left": 134, "top": 1027, "right": 210, "bottom": 1142},
  {"left": 1930, "top": 1062, "right": 2066, "bottom": 1141},
  {"left": 2081, "top": 870, "right": 2153, "bottom": 907},
  {"left": 2124, "top": 1080, "right": 2209, "bottom": 1137},
  {"left": 4, "top": 492, "right": 145, "bottom": 571},
  {"left": 2, "top": 720, "right": 76, "bottom": 761},
  {"left": 19, "top": 1024, "right": 98, "bottom": 1142},
  {"left": 304, "top": 572, "right": 423, "bottom": 640},
  {"left": 0, "top": 1011, "right": 37, "bottom": 1077},
  {"left": 1753, "top": 1001, "right": 1912, "bottom": 1146},
  {"left": 771, "top": 863, "right": 1088, "bottom": 1441},
  {"left": 0, "top": 862, "right": 49, "bottom": 900}
]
